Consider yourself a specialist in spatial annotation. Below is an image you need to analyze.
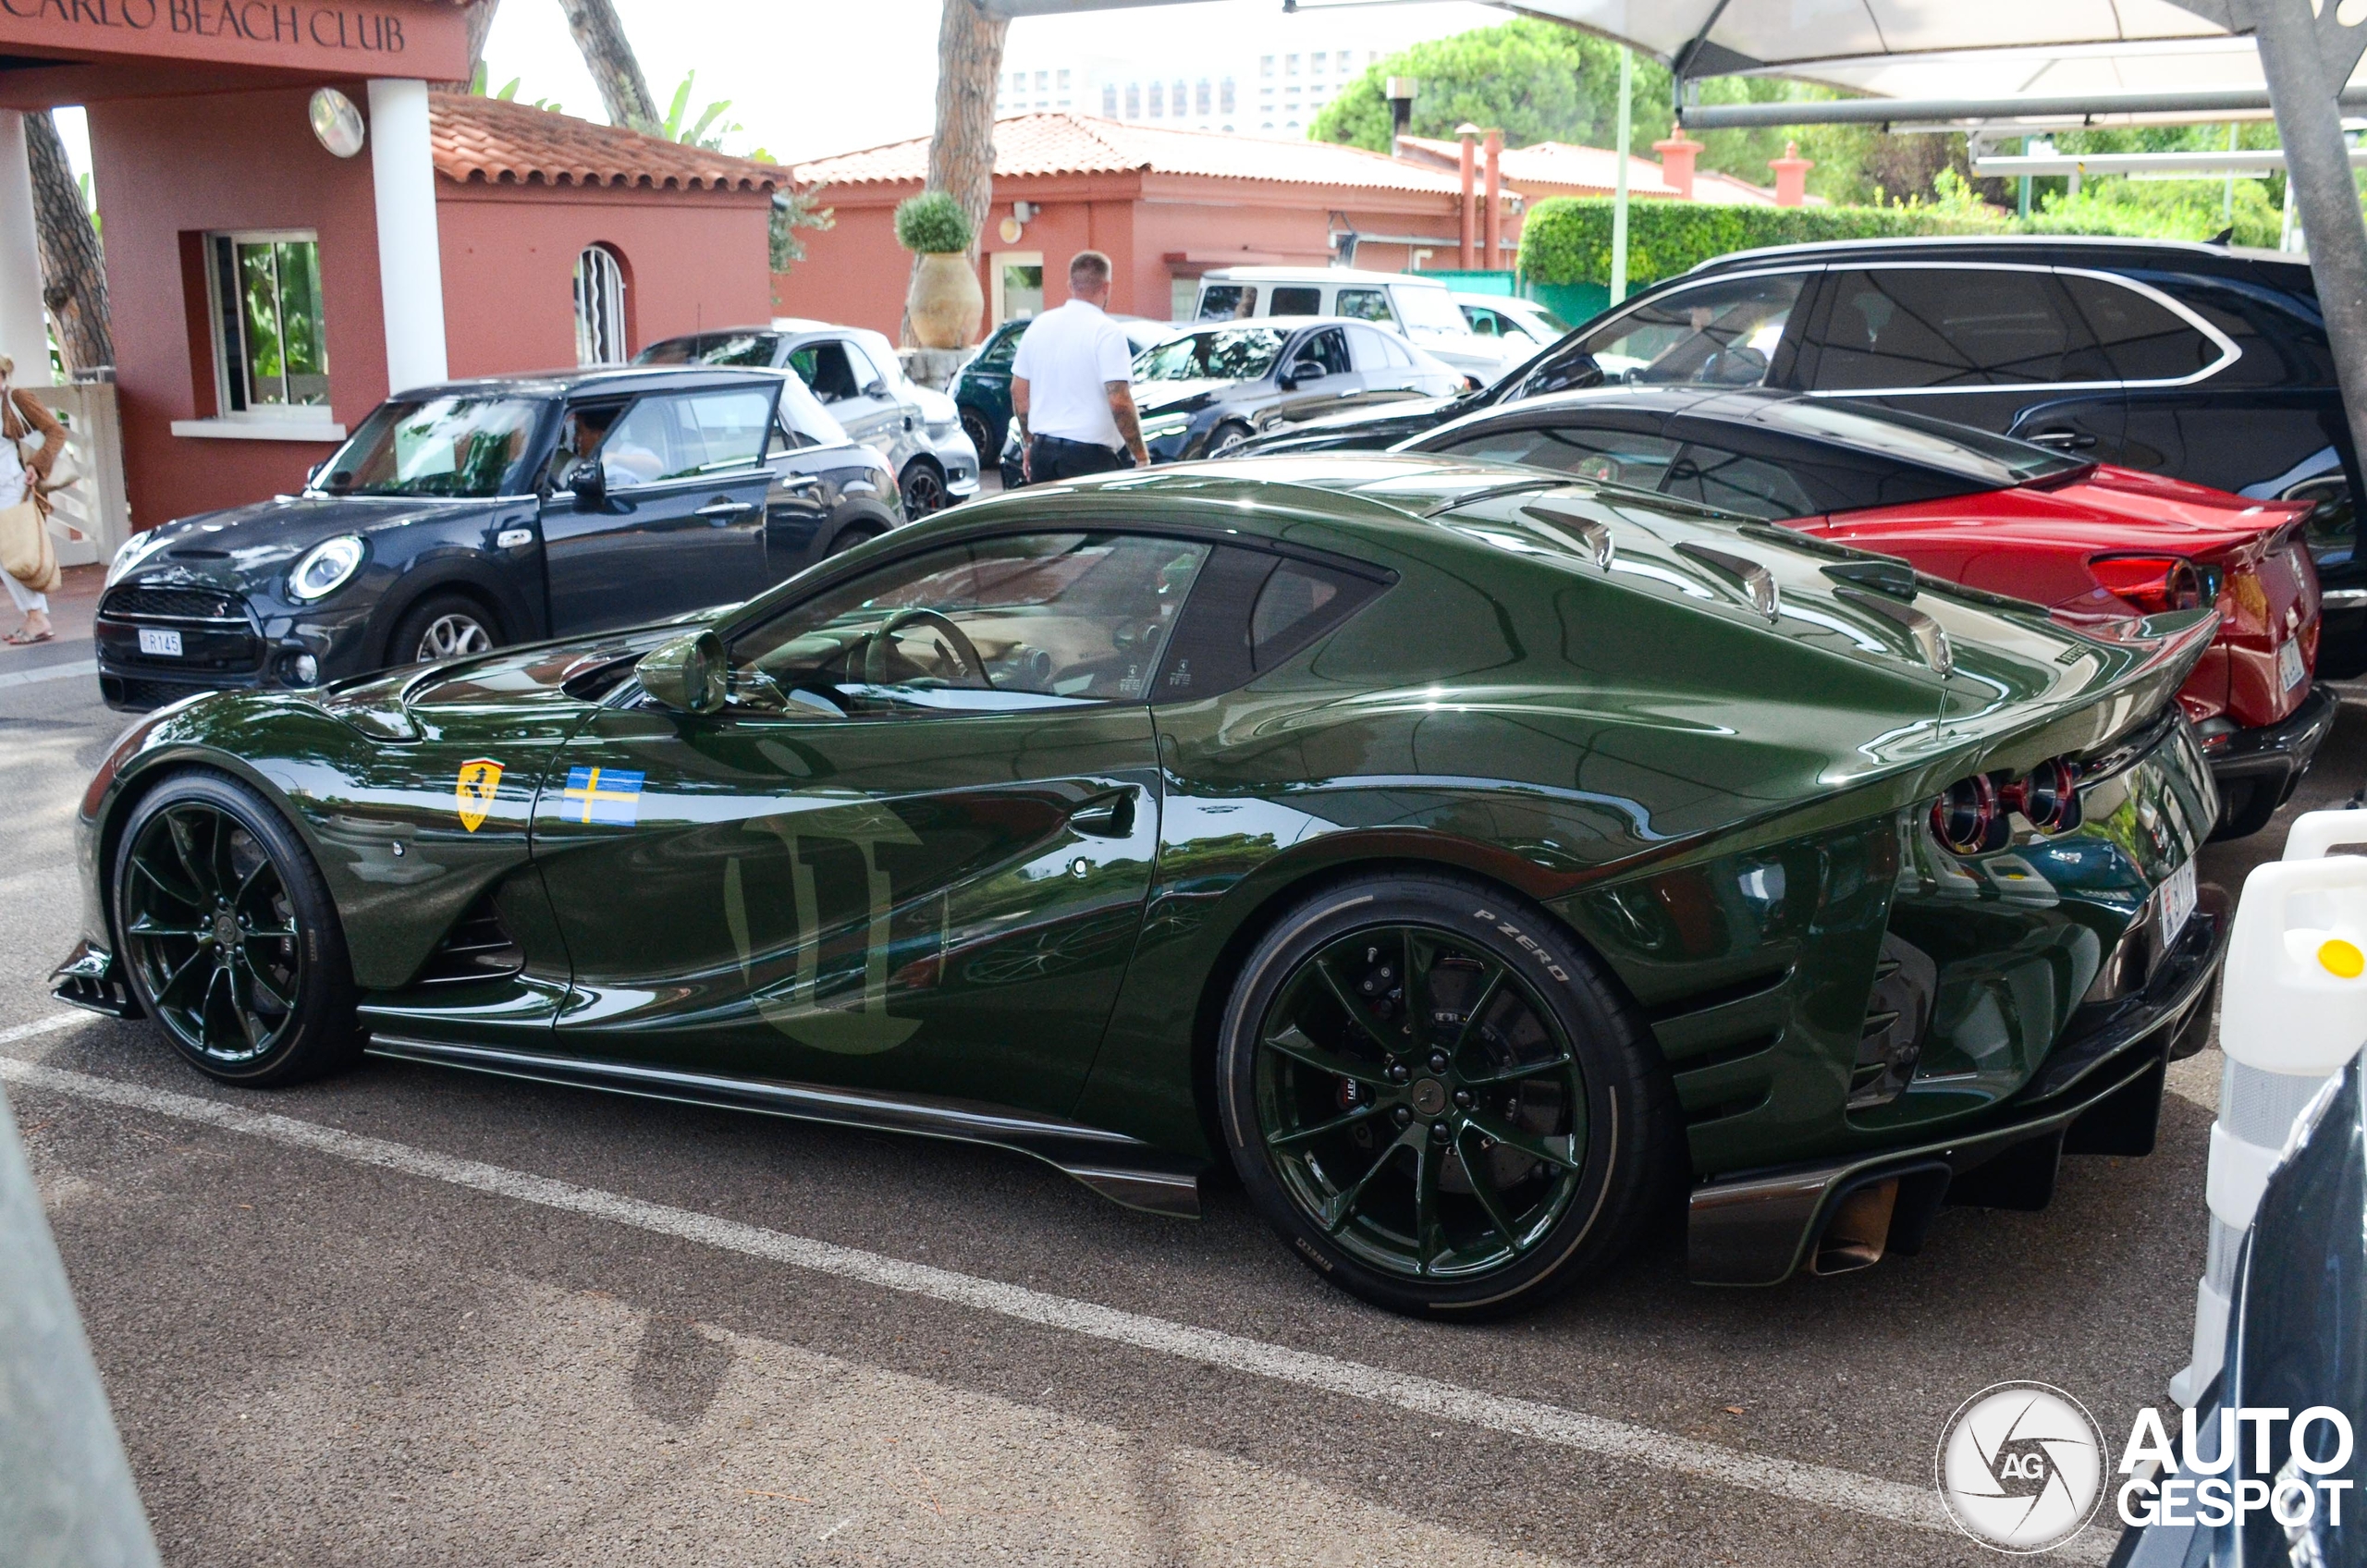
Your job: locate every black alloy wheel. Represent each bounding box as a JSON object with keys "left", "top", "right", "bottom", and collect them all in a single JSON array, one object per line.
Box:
[
  {"left": 960, "top": 410, "right": 995, "bottom": 466},
  {"left": 113, "top": 770, "right": 360, "bottom": 1085},
  {"left": 1219, "top": 873, "right": 1675, "bottom": 1317},
  {"left": 901, "top": 461, "right": 950, "bottom": 516},
  {"left": 1206, "top": 422, "right": 1254, "bottom": 459}
]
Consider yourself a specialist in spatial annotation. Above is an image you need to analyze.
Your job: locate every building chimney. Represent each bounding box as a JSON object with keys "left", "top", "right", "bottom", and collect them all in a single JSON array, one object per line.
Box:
[
  {"left": 1455, "top": 122, "right": 1480, "bottom": 270},
  {"left": 1385, "top": 77, "right": 1417, "bottom": 160},
  {"left": 1482, "top": 129, "right": 1503, "bottom": 269},
  {"left": 1653, "top": 134, "right": 1704, "bottom": 201},
  {"left": 1770, "top": 140, "right": 1813, "bottom": 207}
]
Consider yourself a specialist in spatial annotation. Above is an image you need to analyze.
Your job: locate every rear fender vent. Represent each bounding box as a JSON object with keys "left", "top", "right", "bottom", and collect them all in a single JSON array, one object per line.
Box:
[
  {"left": 1849, "top": 934, "right": 1936, "bottom": 1110},
  {"left": 413, "top": 896, "right": 524, "bottom": 986}
]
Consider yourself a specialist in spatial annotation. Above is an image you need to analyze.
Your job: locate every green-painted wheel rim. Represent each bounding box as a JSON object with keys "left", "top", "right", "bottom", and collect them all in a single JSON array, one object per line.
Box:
[
  {"left": 119, "top": 802, "right": 303, "bottom": 1065},
  {"left": 1254, "top": 924, "right": 1590, "bottom": 1282}
]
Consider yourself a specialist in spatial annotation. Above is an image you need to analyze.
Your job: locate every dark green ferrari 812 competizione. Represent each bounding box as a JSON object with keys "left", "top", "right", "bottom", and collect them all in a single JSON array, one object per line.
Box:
[{"left": 55, "top": 455, "right": 2227, "bottom": 1316}]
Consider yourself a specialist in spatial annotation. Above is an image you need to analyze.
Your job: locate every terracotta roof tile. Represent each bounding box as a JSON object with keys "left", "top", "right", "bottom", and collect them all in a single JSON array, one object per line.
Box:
[
  {"left": 429, "top": 95, "right": 780, "bottom": 193},
  {"left": 793, "top": 113, "right": 1468, "bottom": 196}
]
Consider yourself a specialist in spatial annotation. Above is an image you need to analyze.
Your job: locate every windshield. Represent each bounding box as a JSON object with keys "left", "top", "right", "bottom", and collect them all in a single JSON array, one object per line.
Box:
[
  {"left": 1392, "top": 286, "right": 1474, "bottom": 337},
  {"left": 1751, "top": 399, "right": 2086, "bottom": 486},
  {"left": 634, "top": 332, "right": 781, "bottom": 368},
  {"left": 1134, "top": 327, "right": 1287, "bottom": 383},
  {"left": 317, "top": 396, "right": 546, "bottom": 498}
]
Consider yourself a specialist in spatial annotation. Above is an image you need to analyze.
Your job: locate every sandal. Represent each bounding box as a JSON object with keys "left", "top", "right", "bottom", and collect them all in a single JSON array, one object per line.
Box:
[{"left": 5, "top": 628, "right": 52, "bottom": 645}]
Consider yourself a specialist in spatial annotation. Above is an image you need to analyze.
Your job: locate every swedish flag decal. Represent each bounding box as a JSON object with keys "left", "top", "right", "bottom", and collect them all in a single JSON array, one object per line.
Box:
[{"left": 560, "top": 766, "right": 644, "bottom": 826}]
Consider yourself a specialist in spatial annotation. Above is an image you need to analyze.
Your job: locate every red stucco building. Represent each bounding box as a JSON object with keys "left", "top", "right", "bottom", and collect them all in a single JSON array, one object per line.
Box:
[
  {"left": 785, "top": 113, "right": 1514, "bottom": 338},
  {"left": 0, "top": 5, "right": 778, "bottom": 533}
]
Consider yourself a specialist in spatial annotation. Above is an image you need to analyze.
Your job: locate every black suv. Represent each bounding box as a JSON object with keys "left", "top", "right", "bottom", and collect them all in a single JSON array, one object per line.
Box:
[
  {"left": 1239, "top": 238, "right": 2367, "bottom": 671},
  {"left": 94, "top": 366, "right": 901, "bottom": 711}
]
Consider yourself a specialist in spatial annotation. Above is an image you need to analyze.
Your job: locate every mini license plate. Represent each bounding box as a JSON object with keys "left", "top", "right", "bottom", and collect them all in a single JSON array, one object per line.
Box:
[
  {"left": 137, "top": 627, "right": 183, "bottom": 658},
  {"left": 2160, "top": 859, "right": 2199, "bottom": 949},
  {"left": 2278, "top": 636, "right": 2307, "bottom": 692}
]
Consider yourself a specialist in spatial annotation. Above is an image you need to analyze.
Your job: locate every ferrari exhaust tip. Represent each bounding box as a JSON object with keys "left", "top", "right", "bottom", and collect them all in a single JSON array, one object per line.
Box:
[{"left": 1809, "top": 1178, "right": 1898, "bottom": 1276}]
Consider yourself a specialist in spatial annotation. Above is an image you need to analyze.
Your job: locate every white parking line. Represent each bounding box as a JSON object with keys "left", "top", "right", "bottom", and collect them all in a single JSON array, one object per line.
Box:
[
  {"left": 0, "top": 1021, "right": 2113, "bottom": 1562},
  {"left": 0, "top": 657, "right": 96, "bottom": 690}
]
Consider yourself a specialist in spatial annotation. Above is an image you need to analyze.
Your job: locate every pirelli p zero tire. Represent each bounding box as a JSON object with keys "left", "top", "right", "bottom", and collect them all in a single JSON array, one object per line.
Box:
[
  {"left": 1217, "top": 872, "right": 1675, "bottom": 1317},
  {"left": 112, "top": 770, "right": 362, "bottom": 1087}
]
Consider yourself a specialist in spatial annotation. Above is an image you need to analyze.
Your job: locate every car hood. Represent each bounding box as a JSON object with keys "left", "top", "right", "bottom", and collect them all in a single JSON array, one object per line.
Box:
[{"left": 115, "top": 494, "right": 504, "bottom": 594}]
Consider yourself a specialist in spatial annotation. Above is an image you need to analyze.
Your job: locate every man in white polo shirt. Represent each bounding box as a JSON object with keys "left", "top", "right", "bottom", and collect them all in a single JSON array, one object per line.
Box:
[{"left": 1011, "top": 250, "right": 1149, "bottom": 484}]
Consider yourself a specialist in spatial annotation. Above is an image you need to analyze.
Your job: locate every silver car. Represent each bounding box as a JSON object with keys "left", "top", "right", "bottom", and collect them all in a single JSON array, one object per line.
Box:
[{"left": 636, "top": 321, "right": 980, "bottom": 514}]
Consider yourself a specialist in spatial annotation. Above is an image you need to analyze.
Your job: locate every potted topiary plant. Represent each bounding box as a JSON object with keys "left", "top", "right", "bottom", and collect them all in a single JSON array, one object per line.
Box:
[{"left": 897, "top": 190, "right": 984, "bottom": 350}]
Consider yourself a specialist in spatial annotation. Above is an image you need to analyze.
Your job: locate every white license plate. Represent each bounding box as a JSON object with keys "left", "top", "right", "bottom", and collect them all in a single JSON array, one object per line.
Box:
[
  {"left": 2159, "top": 859, "right": 2198, "bottom": 949},
  {"left": 2278, "top": 636, "right": 2307, "bottom": 692},
  {"left": 137, "top": 627, "right": 182, "bottom": 658}
]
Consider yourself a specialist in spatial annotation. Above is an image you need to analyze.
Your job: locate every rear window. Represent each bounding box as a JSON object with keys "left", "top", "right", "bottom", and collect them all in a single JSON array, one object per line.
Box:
[
  {"left": 635, "top": 332, "right": 780, "bottom": 368},
  {"left": 1812, "top": 268, "right": 2083, "bottom": 389},
  {"left": 1739, "top": 398, "right": 2085, "bottom": 487}
]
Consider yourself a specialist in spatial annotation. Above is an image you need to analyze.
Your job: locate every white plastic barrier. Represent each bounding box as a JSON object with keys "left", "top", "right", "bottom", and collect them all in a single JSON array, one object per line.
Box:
[{"left": 2169, "top": 809, "right": 2367, "bottom": 1406}]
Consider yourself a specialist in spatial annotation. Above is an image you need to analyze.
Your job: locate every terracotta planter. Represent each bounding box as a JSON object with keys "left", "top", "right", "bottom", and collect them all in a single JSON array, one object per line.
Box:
[{"left": 906, "top": 251, "right": 984, "bottom": 349}]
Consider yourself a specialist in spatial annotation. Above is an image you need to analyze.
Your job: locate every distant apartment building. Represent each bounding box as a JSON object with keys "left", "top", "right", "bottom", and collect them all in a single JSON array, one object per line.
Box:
[{"left": 997, "top": 22, "right": 1394, "bottom": 138}]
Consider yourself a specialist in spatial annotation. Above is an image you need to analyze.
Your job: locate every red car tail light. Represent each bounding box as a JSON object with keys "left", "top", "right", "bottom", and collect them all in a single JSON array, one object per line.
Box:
[
  {"left": 1930, "top": 775, "right": 2002, "bottom": 856},
  {"left": 2001, "top": 757, "right": 2080, "bottom": 834},
  {"left": 2091, "top": 555, "right": 2205, "bottom": 615}
]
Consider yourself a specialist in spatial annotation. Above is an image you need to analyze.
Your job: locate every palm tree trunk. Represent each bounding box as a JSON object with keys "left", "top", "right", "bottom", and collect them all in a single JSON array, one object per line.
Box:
[
  {"left": 907, "top": 0, "right": 1006, "bottom": 344},
  {"left": 24, "top": 110, "right": 109, "bottom": 374},
  {"left": 556, "top": 0, "right": 660, "bottom": 133}
]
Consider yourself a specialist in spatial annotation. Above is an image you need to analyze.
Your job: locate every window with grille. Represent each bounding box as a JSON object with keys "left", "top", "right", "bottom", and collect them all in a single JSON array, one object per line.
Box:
[
  {"left": 573, "top": 244, "right": 629, "bottom": 366},
  {"left": 206, "top": 231, "right": 329, "bottom": 414}
]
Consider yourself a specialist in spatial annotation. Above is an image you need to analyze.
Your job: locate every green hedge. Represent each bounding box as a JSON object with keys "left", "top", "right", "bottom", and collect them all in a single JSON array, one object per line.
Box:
[{"left": 1518, "top": 198, "right": 2007, "bottom": 289}]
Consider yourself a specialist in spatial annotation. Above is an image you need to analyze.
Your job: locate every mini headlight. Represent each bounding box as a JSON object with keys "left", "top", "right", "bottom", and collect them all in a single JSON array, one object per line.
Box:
[
  {"left": 104, "top": 529, "right": 170, "bottom": 588},
  {"left": 288, "top": 534, "right": 366, "bottom": 602}
]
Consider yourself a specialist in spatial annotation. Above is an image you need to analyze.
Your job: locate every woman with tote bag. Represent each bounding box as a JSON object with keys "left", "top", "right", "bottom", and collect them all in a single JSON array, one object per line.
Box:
[{"left": 0, "top": 352, "right": 71, "bottom": 645}]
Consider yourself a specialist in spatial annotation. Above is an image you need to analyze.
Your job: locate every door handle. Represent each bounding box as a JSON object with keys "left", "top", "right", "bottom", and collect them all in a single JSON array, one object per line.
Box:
[
  {"left": 695, "top": 500, "right": 757, "bottom": 522},
  {"left": 1335, "top": 388, "right": 1357, "bottom": 398},
  {"left": 1067, "top": 789, "right": 1136, "bottom": 838},
  {"left": 781, "top": 475, "right": 824, "bottom": 493},
  {"left": 2025, "top": 429, "right": 2098, "bottom": 450}
]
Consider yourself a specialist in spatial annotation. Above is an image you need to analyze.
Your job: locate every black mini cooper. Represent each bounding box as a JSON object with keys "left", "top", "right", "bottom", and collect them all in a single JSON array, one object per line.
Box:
[{"left": 95, "top": 366, "right": 901, "bottom": 711}]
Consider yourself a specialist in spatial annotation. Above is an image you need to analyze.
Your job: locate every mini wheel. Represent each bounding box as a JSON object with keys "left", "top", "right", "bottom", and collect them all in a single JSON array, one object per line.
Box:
[
  {"left": 390, "top": 592, "right": 499, "bottom": 664},
  {"left": 1218, "top": 872, "right": 1675, "bottom": 1317},
  {"left": 113, "top": 770, "right": 361, "bottom": 1085}
]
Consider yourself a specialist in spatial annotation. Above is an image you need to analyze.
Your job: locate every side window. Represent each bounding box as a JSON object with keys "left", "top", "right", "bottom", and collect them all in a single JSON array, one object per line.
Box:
[
  {"left": 1269, "top": 285, "right": 1322, "bottom": 314},
  {"left": 1300, "top": 327, "right": 1352, "bottom": 377},
  {"left": 1336, "top": 288, "right": 1393, "bottom": 324},
  {"left": 2058, "top": 274, "right": 2223, "bottom": 383},
  {"left": 975, "top": 325, "right": 1022, "bottom": 373},
  {"left": 1811, "top": 268, "right": 2087, "bottom": 390},
  {"left": 1157, "top": 546, "right": 1388, "bottom": 701},
  {"left": 672, "top": 389, "right": 774, "bottom": 472},
  {"left": 1199, "top": 284, "right": 1257, "bottom": 319},
  {"left": 725, "top": 533, "right": 1211, "bottom": 718},
  {"left": 1434, "top": 423, "right": 1682, "bottom": 491},
  {"left": 1662, "top": 443, "right": 1821, "bottom": 521},
  {"left": 1575, "top": 274, "right": 1804, "bottom": 388},
  {"left": 1464, "top": 305, "right": 1502, "bottom": 337},
  {"left": 787, "top": 341, "right": 864, "bottom": 402},
  {"left": 1345, "top": 325, "right": 1392, "bottom": 372}
]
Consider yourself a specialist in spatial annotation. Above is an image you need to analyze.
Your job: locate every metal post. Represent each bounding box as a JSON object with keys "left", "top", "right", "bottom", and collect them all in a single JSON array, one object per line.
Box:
[
  {"left": 2248, "top": 0, "right": 2367, "bottom": 489},
  {"left": 2018, "top": 136, "right": 2032, "bottom": 218},
  {"left": 0, "top": 1081, "right": 162, "bottom": 1567},
  {"left": 1611, "top": 46, "right": 1633, "bottom": 304},
  {"left": 2226, "top": 121, "right": 2241, "bottom": 224}
]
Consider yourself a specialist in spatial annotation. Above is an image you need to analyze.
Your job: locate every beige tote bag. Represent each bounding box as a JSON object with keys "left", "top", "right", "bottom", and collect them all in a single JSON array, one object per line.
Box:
[{"left": 0, "top": 496, "right": 57, "bottom": 594}]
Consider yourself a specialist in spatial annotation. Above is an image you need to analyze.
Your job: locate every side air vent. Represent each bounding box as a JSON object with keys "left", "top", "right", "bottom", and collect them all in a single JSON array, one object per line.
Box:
[
  {"left": 1849, "top": 934, "right": 1936, "bottom": 1110},
  {"left": 413, "top": 896, "right": 524, "bottom": 986}
]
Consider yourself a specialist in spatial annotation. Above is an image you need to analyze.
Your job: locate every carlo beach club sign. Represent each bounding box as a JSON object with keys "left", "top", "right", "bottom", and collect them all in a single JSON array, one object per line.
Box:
[{"left": 0, "top": 0, "right": 467, "bottom": 72}]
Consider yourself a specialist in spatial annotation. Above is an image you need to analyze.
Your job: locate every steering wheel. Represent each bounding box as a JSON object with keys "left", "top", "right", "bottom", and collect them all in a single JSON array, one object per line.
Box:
[{"left": 861, "top": 607, "right": 992, "bottom": 689}]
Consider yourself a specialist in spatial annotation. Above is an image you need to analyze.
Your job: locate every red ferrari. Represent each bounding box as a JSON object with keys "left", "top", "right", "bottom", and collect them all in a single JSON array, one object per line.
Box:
[{"left": 1406, "top": 386, "right": 2334, "bottom": 838}]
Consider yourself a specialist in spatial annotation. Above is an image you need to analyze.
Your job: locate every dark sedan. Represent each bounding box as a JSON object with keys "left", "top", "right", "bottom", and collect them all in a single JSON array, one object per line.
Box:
[
  {"left": 94, "top": 366, "right": 901, "bottom": 712},
  {"left": 952, "top": 314, "right": 1171, "bottom": 467},
  {"left": 1232, "top": 238, "right": 2367, "bottom": 672},
  {"left": 1000, "top": 316, "right": 1462, "bottom": 484}
]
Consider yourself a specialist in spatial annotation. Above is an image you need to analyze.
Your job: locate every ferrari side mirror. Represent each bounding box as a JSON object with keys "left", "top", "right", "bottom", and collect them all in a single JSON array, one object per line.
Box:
[{"left": 637, "top": 629, "right": 729, "bottom": 716}]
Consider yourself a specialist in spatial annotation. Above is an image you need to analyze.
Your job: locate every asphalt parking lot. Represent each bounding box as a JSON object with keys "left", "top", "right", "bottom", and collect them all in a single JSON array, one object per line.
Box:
[{"left": 2, "top": 621, "right": 2349, "bottom": 1567}]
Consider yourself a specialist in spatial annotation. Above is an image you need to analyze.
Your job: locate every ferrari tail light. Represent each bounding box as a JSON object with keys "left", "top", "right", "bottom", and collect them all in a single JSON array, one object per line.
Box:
[
  {"left": 1930, "top": 775, "right": 2002, "bottom": 856},
  {"left": 2091, "top": 554, "right": 2205, "bottom": 615},
  {"left": 2002, "top": 757, "right": 2080, "bottom": 834}
]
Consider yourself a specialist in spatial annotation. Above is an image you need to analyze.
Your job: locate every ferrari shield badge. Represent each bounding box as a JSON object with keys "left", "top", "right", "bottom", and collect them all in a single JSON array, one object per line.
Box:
[{"left": 455, "top": 758, "right": 504, "bottom": 833}]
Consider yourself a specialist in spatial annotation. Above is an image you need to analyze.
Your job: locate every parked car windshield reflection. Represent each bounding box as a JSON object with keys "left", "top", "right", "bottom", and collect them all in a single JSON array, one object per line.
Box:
[
  {"left": 314, "top": 396, "right": 545, "bottom": 498},
  {"left": 632, "top": 331, "right": 781, "bottom": 368},
  {"left": 1135, "top": 327, "right": 1288, "bottom": 383}
]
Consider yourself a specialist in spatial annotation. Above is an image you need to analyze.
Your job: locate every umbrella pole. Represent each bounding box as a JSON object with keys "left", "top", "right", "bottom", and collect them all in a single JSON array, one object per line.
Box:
[
  {"left": 1611, "top": 45, "right": 1633, "bottom": 304},
  {"left": 2251, "top": 0, "right": 2367, "bottom": 489}
]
